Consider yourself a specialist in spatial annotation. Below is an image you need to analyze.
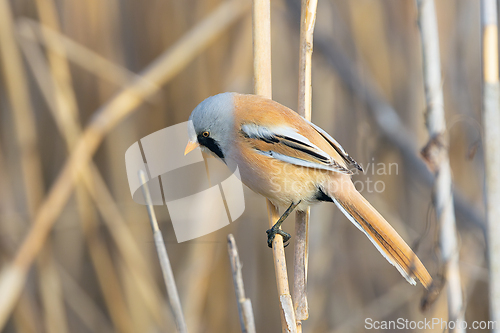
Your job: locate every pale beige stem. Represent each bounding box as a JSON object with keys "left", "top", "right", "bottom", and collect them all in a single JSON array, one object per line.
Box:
[
  {"left": 227, "top": 234, "right": 256, "bottom": 333},
  {"left": 252, "top": 0, "right": 272, "bottom": 97},
  {"left": 0, "top": 0, "right": 44, "bottom": 217},
  {"left": 481, "top": 1, "right": 500, "bottom": 331},
  {"left": 253, "top": 0, "right": 297, "bottom": 331},
  {"left": 139, "top": 171, "right": 187, "bottom": 333},
  {"left": 416, "top": 0, "right": 464, "bottom": 331},
  {"left": 294, "top": 0, "right": 318, "bottom": 330},
  {"left": 267, "top": 204, "right": 297, "bottom": 333}
]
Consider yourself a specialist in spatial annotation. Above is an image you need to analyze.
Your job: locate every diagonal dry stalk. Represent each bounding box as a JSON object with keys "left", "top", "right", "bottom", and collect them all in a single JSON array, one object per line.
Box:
[
  {"left": 0, "top": 141, "right": 43, "bottom": 333},
  {"left": 0, "top": 1, "right": 44, "bottom": 216},
  {"left": 227, "top": 234, "right": 256, "bottom": 333},
  {"left": 17, "top": 22, "right": 172, "bottom": 330},
  {"left": 139, "top": 171, "right": 187, "bottom": 333},
  {"left": 293, "top": 1, "right": 318, "bottom": 331},
  {"left": 415, "top": 0, "right": 463, "bottom": 330},
  {"left": 18, "top": 18, "right": 155, "bottom": 90},
  {"left": 29, "top": 1, "right": 136, "bottom": 331},
  {"left": 0, "top": 0, "right": 250, "bottom": 329},
  {"left": 57, "top": 265, "right": 114, "bottom": 333},
  {"left": 481, "top": 0, "right": 500, "bottom": 331}
]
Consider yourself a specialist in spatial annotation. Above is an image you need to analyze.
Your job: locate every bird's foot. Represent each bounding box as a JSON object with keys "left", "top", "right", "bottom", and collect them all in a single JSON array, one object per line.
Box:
[{"left": 266, "top": 228, "right": 291, "bottom": 248}]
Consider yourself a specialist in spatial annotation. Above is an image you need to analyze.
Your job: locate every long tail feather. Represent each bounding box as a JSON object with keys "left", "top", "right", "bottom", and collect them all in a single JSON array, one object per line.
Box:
[{"left": 331, "top": 186, "right": 432, "bottom": 289}]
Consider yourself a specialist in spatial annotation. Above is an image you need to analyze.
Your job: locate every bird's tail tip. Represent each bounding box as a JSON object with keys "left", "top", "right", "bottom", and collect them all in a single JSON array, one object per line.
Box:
[{"left": 331, "top": 192, "right": 432, "bottom": 289}]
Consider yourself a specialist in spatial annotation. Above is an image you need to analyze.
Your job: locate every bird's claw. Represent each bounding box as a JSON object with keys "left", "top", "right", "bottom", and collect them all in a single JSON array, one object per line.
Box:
[{"left": 266, "top": 228, "right": 291, "bottom": 248}]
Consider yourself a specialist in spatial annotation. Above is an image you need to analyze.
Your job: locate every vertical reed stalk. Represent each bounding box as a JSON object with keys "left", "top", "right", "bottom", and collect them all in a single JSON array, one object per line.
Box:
[
  {"left": 0, "top": 1, "right": 69, "bottom": 332},
  {"left": 252, "top": 0, "right": 272, "bottom": 97},
  {"left": 0, "top": 145, "right": 40, "bottom": 333},
  {"left": 294, "top": 0, "right": 317, "bottom": 331},
  {"left": 481, "top": 0, "right": 500, "bottom": 331},
  {"left": 227, "top": 234, "right": 256, "bottom": 333},
  {"left": 416, "top": 1, "right": 464, "bottom": 331},
  {"left": 0, "top": 0, "right": 44, "bottom": 216},
  {"left": 252, "top": 0, "right": 297, "bottom": 331}
]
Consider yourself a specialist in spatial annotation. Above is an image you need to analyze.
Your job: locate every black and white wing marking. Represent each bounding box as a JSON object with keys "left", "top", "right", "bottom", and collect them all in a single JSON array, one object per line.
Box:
[
  {"left": 305, "top": 119, "right": 363, "bottom": 172},
  {"left": 241, "top": 123, "right": 352, "bottom": 174}
]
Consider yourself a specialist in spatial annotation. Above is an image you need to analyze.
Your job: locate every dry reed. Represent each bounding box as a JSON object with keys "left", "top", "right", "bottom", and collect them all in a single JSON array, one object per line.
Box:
[
  {"left": 0, "top": 1, "right": 68, "bottom": 332},
  {"left": 0, "top": 1, "right": 492, "bottom": 332},
  {"left": 18, "top": 32, "right": 171, "bottom": 330},
  {"left": 252, "top": 0, "right": 297, "bottom": 331},
  {"left": 481, "top": 0, "right": 500, "bottom": 331},
  {"left": 227, "top": 234, "right": 256, "bottom": 333},
  {"left": 139, "top": 170, "right": 187, "bottom": 333},
  {"left": 0, "top": 1, "right": 249, "bottom": 329},
  {"left": 293, "top": 1, "right": 318, "bottom": 331},
  {"left": 416, "top": 0, "right": 464, "bottom": 331}
]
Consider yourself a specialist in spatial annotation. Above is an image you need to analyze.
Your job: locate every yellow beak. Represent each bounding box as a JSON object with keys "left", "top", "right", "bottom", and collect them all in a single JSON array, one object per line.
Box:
[{"left": 184, "top": 140, "right": 200, "bottom": 155}]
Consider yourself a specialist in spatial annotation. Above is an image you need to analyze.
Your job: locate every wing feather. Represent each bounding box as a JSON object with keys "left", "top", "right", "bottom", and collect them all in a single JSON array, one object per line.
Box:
[
  {"left": 305, "top": 119, "right": 363, "bottom": 171},
  {"left": 241, "top": 123, "right": 351, "bottom": 174}
]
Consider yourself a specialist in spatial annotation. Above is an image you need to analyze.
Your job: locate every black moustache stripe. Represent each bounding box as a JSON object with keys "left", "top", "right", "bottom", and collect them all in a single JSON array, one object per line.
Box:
[{"left": 197, "top": 134, "right": 225, "bottom": 160}]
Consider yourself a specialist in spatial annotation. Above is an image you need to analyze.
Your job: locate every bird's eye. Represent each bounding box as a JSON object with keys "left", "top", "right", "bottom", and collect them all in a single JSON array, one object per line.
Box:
[{"left": 202, "top": 131, "right": 210, "bottom": 138}]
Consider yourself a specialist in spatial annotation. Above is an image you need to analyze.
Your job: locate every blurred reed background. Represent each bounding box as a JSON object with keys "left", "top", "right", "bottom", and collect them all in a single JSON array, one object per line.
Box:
[{"left": 0, "top": 0, "right": 490, "bottom": 332}]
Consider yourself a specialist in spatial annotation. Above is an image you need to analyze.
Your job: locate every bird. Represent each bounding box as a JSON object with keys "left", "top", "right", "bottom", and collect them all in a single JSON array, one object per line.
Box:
[{"left": 184, "top": 92, "right": 432, "bottom": 288}]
